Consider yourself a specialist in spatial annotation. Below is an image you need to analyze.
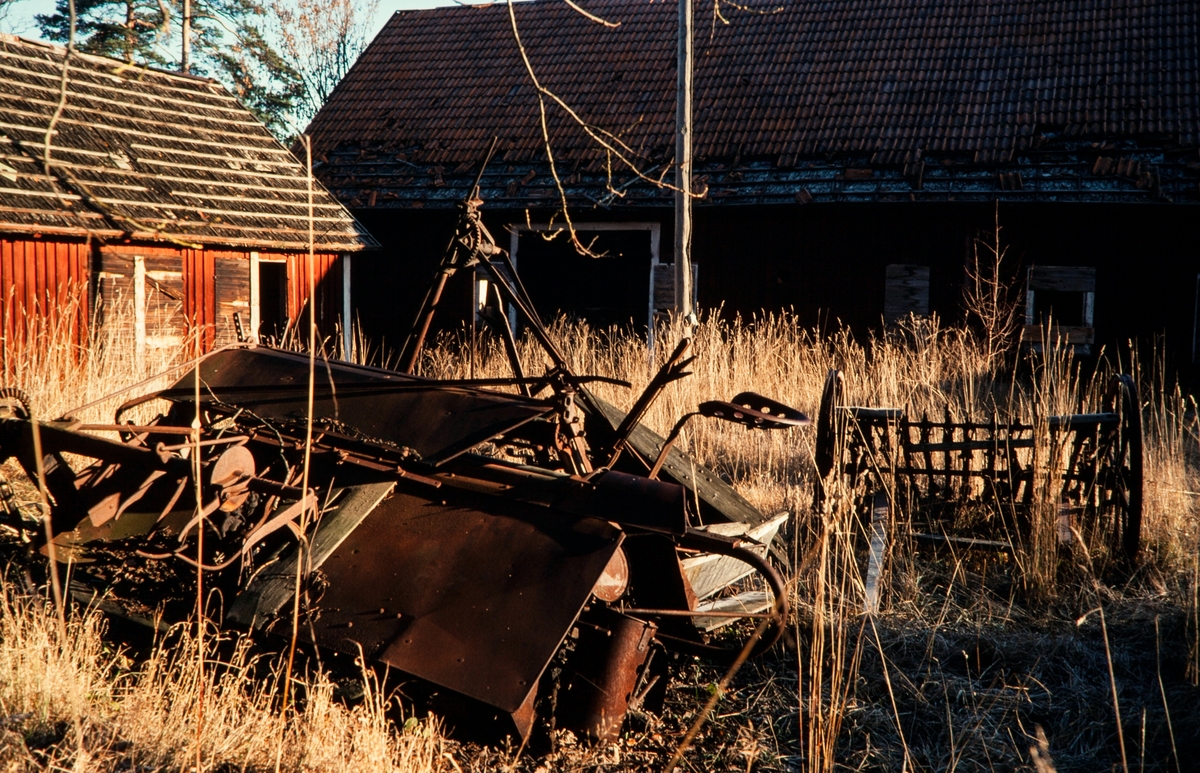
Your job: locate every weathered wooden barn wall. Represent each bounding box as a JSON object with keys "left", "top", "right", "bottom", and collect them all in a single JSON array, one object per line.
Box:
[
  {"left": 0, "top": 237, "right": 89, "bottom": 354},
  {"left": 211, "top": 252, "right": 251, "bottom": 348},
  {"left": 349, "top": 209, "right": 458, "bottom": 352},
  {"left": 93, "top": 245, "right": 346, "bottom": 355},
  {"left": 286, "top": 251, "right": 344, "bottom": 336}
]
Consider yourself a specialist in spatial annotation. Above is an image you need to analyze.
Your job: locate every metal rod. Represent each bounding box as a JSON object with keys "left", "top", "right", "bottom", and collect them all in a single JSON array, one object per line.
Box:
[
  {"left": 648, "top": 412, "right": 697, "bottom": 480},
  {"left": 76, "top": 424, "right": 197, "bottom": 434},
  {"left": 158, "top": 436, "right": 247, "bottom": 452},
  {"left": 620, "top": 608, "right": 775, "bottom": 620}
]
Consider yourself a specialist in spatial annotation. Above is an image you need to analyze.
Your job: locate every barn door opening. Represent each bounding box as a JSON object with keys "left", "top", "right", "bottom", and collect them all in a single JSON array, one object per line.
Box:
[
  {"left": 508, "top": 223, "right": 661, "bottom": 332},
  {"left": 255, "top": 259, "right": 288, "bottom": 343}
]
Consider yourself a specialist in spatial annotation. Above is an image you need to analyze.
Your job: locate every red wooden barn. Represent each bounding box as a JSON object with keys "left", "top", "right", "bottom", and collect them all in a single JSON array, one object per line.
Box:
[{"left": 0, "top": 33, "right": 376, "bottom": 360}]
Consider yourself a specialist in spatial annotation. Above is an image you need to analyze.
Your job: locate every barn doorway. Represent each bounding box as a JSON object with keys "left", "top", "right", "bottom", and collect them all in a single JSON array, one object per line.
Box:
[
  {"left": 256, "top": 259, "right": 288, "bottom": 342},
  {"left": 508, "top": 223, "right": 661, "bottom": 332}
]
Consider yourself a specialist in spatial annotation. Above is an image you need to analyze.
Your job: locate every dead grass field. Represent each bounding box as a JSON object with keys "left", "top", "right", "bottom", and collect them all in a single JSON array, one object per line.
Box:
[{"left": 0, "top": 301, "right": 1197, "bottom": 772}]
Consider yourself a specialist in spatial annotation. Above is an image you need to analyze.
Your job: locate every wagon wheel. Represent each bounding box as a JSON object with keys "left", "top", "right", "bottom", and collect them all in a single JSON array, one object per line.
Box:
[
  {"left": 1096, "top": 374, "right": 1143, "bottom": 565},
  {"left": 812, "top": 370, "right": 844, "bottom": 511}
]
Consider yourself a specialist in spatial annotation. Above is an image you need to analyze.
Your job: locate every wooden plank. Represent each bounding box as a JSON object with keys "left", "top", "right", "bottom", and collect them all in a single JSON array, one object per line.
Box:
[
  {"left": 692, "top": 591, "right": 773, "bottom": 632},
  {"left": 884, "top": 264, "right": 930, "bottom": 322},
  {"left": 863, "top": 491, "right": 888, "bottom": 614},
  {"left": 1, "top": 239, "right": 12, "bottom": 347},
  {"left": 1022, "top": 324, "right": 1094, "bottom": 344},
  {"left": 652, "top": 263, "right": 674, "bottom": 310},
  {"left": 910, "top": 533, "right": 1011, "bottom": 552},
  {"left": 225, "top": 482, "right": 395, "bottom": 628},
  {"left": 214, "top": 255, "right": 250, "bottom": 347},
  {"left": 141, "top": 251, "right": 183, "bottom": 352},
  {"left": 74, "top": 242, "right": 89, "bottom": 346},
  {"left": 681, "top": 513, "right": 788, "bottom": 599},
  {"left": 1027, "top": 266, "right": 1096, "bottom": 292},
  {"left": 32, "top": 239, "right": 45, "bottom": 316}
]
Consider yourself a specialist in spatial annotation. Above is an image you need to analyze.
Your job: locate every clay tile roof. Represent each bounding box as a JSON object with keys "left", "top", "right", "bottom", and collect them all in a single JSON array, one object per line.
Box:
[
  {"left": 307, "top": 0, "right": 1200, "bottom": 167},
  {"left": 0, "top": 34, "right": 376, "bottom": 251}
]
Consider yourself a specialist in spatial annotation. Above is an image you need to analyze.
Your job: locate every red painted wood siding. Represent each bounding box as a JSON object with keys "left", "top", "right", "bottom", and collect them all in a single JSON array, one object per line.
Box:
[
  {"left": 286, "top": 252, "right": 343, "bottom": 336},
  {"left": 182, "top": 248, "right": 216, "bottom": 353},
  {"left": 0, "top": 237, "right": 89, "bottom": 355}
]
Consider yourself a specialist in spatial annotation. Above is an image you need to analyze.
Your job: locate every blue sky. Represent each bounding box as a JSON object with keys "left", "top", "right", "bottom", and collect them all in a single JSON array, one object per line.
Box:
[{"left": 1, "top": 0, "right": 459, "bottom": 43}]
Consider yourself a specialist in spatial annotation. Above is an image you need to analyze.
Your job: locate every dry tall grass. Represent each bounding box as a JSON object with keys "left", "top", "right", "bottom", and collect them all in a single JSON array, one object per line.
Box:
[
  {"left": 423, "top": 312, "right": 1199, "bottom": 579},
  {"left": 422, "top": 311, "right": 1200, "bottom": 772},
  {"left": 0, "top": 587, "right": 447, "bottom": 771},
  {"left": 1, "top": 294, "right": 1197, "bottom": 771},
  {"left": 0, "top": 300, "right": 449, "bottom": 772}
]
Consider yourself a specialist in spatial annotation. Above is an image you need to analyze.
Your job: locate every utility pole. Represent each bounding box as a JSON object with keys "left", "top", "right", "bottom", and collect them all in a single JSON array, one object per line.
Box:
[
  {"left": 181, "top": 0, "right": 191, "bottom": 73},
  {"left": 674, "top": 0, "right": 694, "bottom": 318}
]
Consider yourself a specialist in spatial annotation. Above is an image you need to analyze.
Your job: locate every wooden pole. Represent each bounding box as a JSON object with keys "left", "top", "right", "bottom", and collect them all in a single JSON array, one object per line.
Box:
[
  {"left": 181, "top": 0, "right": 191, "bottom": 73},
  {"left": 674, "top": 0, "right": 694, "bottom": 318}
]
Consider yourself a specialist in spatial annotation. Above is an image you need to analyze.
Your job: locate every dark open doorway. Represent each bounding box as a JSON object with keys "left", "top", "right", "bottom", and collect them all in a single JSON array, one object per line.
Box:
[
  {"left": 513, "top": 228, "right": 656, "bottom": 331},
  {"left": 258, "top": 260, "right": 287, "bottom": 341}
]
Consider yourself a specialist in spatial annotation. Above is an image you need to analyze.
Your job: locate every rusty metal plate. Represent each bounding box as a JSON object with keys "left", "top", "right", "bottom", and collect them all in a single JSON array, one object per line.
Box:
[
  {"left": 300, "top": 486, "right": 622, "bottom": 718},
  {"left": 166, "top": 348, "right": 554, "bottom": 464}
]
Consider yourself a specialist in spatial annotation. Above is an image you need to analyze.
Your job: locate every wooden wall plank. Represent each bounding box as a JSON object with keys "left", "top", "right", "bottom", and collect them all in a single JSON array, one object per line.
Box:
[
  {"left": 1028, "top": 266, "right": 1096, "bottom": 292},
  {"left": 214, "top": 254, "right": 250, "bottom": 347},
  {"left": 1, "top": 240, "right": 13, "bottom": 347},
  {"left": 884, "top": 264, "right": 931, "bottom": 322},
  {"left": 0, "top": 238, "right": 90, "bottom": 358}
]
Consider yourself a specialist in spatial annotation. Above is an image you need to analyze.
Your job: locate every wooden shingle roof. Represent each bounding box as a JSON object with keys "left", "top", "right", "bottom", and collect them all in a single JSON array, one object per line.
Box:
[
  {"left": 0, "top": 34, "right": 376, "bottom": 251},
  {"left": 310, "top": 0, "right": 1199, "bottom": 165}
]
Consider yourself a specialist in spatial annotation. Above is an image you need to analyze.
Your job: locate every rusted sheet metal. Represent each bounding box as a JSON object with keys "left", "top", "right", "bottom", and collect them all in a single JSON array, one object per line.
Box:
[
  {"left": 168, "top": 347, "right": 555, "bottom": 464},
  {"left": 557, "top": 610, "right": 656, "bottom": 742},
  {"left": 303, "top": 488, "right": 621, "bottom": 736}
]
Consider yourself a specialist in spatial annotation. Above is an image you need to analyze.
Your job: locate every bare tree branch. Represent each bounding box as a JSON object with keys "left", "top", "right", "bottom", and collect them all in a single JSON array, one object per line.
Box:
[{"left": 506, "top": 0, "right": 695, "bottom": 255}]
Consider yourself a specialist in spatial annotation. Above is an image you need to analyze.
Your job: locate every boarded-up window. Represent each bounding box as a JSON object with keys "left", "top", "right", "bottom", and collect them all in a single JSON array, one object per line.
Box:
[
  {"left": 650, "top": 263, "right": 699, "bottom": 317},
  {"left": 884, "top": 265, "right": 930, "bottom": 322},
  {"left": 144, "top": 254, "right": 184, "bottom": 351},
  {"left": 94, "top": 246, "right": 184, "bottom": 360},
  {"left": 1024, "top": 266, "right": 1095, "bottom": 350}
]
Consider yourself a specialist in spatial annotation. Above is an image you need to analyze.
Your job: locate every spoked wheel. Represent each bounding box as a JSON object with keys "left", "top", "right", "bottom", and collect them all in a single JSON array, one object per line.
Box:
[
  {"left": 1093, "top": 374, "right": 1144, "bottom": 565},
  {"left": 812, "top": 370, "right": 845, "bottom": 512}
]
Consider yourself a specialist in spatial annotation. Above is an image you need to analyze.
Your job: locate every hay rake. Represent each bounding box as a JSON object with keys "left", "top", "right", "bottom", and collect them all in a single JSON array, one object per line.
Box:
[{"left": 813, "top": 370, "right": 1143, "bottom": 602}]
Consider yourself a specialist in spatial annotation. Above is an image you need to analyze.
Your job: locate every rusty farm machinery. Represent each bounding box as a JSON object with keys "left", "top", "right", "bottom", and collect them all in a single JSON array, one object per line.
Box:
[
  {"left": 0, "top": 193, "right": 806, "bottom": 743},
  {"left": 813, "top": 368, "right": 1144, "bottom": 608}
]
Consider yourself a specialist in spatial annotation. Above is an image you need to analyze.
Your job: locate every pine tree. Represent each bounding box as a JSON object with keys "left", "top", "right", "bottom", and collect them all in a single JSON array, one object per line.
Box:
[
  {"left": 37, "top": 0, "right": 303, "bottom": 138},
  {"left": 38, "top": 0, "right": 172, "bottom": 65},
  {"left": 188, "top": 0, "right": 304, "bottom": 137}
]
